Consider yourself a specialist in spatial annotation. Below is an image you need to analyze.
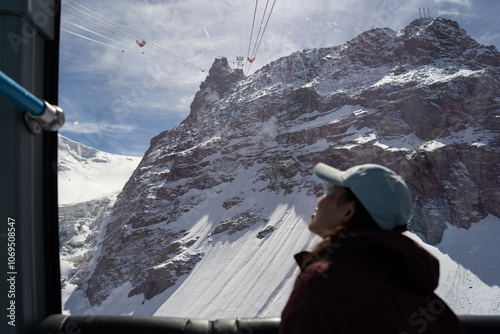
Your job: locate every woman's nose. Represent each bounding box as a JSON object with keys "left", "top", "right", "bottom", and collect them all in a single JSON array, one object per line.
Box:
[{"left": 317, "top": 194, "right": 326, "bottom": 204}]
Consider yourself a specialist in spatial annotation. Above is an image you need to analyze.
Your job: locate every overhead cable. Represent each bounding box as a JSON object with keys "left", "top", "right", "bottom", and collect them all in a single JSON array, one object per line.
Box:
[
  {"left": 245, "top": 0, "right": 277, "bottom": 74},
  {"left": 61, "top": 28, "right": 144, "bottom": 55},
  {"left": 61, "top": 0, "right": 204, "bottom": 71}
]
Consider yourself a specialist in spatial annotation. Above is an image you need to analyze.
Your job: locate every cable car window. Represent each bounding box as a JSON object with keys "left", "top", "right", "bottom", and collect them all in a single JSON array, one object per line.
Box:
[{"left": 58, "top": 0, "right": 500, "bottom": 318}]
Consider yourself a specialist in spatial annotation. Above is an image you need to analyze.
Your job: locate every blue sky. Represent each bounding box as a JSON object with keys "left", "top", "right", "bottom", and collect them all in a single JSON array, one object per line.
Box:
[{"left": 58, "top": 0, "right": 500, "bottom": 156}]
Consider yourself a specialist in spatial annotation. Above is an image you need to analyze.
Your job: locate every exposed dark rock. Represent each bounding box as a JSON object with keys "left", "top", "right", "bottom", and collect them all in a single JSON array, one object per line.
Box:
[
  {"left": 256, "top": 225, "right": 276, "bottom": 239},
  {"left": 209, "top": 209, "right": 269, "bottom": 237},
  {"left": 128, "top": 251, "right": 204, "bottom": 300}
]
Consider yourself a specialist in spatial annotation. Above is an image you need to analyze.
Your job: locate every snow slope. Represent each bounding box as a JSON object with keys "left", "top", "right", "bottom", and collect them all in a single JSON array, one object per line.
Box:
[
  {"left": 58, "top": 135, "right": 141, "bottom": 205},
  {"left": 425, "top": 216, "right": 500, "bottom": 315}
]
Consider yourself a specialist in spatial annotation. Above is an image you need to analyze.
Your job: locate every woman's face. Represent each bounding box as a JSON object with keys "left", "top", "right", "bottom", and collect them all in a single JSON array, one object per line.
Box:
[{"left": 309, "top": 185, "right": 355, "bottom": 237}]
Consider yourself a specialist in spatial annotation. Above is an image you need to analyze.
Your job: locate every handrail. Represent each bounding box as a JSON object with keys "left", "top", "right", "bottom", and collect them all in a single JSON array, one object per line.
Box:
[
  {"left": 0, "top": 70, "right": 45, "bottom": 116},
  {"left": 0, "top": 70, "right": 64, "bottom": 132},
  {"left": 38, "top": 315, "right": 500, "bottom": 334}
]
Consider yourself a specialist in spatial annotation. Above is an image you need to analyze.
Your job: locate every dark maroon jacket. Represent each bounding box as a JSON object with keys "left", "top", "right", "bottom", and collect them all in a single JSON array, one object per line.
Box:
[{"left": 279, "top": 230, "right": 466, "bottom": 334}]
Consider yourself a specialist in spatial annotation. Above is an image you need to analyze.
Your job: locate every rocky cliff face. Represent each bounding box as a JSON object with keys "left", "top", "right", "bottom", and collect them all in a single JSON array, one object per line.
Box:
[{"left": 87, "top": 17, "right": 500, "bottom": 306}]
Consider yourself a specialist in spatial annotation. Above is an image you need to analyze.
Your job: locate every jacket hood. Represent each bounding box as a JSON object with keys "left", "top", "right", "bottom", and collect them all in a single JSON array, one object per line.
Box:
[
  {"left": 343, "top": 230, "right": 440, "bottom": 294},
  {"left": 297, "top": 229, "right": 440, "bottom": 295}
]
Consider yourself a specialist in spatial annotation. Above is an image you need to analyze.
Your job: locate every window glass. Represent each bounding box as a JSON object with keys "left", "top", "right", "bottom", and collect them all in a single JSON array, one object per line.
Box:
[{"left": 58, "top": 0, "right": 500, "bottom": 318}]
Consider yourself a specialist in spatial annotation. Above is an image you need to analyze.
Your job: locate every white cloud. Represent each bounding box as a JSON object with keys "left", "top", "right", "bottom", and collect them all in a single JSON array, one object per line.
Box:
[
  {"left": 62, "top": 121, "right": 136, "bottom": 135},
  {"left": 436, "top": 0, "right": 472, "bottom": 7}
]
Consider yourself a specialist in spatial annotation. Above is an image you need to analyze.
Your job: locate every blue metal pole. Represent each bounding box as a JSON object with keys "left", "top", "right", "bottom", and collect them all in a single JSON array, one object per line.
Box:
[{"left": 0, "top": 70, "right": 45, "bottom": 116}]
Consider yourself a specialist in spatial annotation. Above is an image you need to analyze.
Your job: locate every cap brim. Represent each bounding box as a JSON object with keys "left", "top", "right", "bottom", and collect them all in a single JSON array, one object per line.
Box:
[{"left": 314, "top": 163, "right": 346, "bottom": 186}]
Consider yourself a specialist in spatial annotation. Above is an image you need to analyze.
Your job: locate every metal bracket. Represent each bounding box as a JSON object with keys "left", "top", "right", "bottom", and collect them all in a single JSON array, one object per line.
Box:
[
  {"left": 24, "top": 101, "right": 65, "bottom": 134},
  {"left": 24, "top": 111, "right": 42, "bottom": 134}
]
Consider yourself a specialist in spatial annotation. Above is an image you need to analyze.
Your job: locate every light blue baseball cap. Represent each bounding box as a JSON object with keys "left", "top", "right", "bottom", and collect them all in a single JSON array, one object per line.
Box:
[{"left": 314, "top": 163, "right": 413, "bottom": 230}]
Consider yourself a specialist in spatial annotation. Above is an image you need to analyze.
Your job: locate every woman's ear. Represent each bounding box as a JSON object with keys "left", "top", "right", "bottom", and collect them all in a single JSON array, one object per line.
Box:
[{"left": 341, "top": 201, "right": 356, "bottom": 223}]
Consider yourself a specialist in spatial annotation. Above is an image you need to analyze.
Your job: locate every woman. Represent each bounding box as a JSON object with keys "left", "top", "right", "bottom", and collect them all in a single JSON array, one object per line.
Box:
[{"left": 279, "top": 163, "right": 465, "bottom": 334}]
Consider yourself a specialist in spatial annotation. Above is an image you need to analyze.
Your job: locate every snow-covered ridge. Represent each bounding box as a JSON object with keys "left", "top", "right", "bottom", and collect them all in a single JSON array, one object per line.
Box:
[{"left": 58, "top": 135, "right": 141, "bottom": 205}]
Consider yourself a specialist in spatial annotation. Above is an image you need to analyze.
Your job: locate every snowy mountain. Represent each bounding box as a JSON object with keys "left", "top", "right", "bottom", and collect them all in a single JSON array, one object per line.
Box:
[
  {"left": 58, "top": 135, "right": 141, "bottom": 205},
  {"left": 57, "top": 135, "right": 141, "bottom": 313},
  {"left": 62, "top": 18, "right": 500, "bottom": 317}
]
